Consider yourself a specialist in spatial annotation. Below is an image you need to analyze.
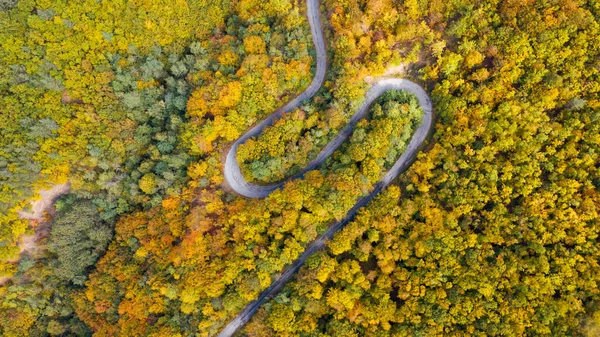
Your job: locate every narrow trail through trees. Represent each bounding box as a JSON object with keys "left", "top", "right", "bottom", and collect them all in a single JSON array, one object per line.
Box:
[{"left": 219, "top": 0, "right": 433, "bottom": 335}]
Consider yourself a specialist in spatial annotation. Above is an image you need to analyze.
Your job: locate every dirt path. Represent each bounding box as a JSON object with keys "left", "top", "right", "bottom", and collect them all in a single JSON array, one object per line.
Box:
[
  {"left": 219, "top": 0, "right": 433, "bottom": 335},
  {"left": 17, "top": 182, "right": 70, "bottom": 221},
  {"left": 0, "top": 183, "right": 71, "bottom": 286}
]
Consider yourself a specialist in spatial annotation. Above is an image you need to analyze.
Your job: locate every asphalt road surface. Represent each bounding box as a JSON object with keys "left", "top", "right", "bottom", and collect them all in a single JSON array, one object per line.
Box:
[{"left": 218, "top": 0, "right": 433, "bottom": 335}]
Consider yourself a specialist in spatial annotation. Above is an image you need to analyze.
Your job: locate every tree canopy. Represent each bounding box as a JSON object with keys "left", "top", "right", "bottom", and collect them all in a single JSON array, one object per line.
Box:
[{"left": 1, "top": 0, "right": 599, "bottom": 336}]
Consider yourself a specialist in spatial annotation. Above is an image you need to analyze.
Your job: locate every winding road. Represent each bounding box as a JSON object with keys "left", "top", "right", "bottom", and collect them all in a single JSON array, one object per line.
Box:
[{"left": 218, "top": 0, "right": 433, "bottom": 335}]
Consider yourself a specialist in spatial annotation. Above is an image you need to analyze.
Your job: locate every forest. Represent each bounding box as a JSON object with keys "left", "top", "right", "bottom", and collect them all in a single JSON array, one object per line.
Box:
[{"left": 1, "top": 0, "right": 599, "bottom": 336}]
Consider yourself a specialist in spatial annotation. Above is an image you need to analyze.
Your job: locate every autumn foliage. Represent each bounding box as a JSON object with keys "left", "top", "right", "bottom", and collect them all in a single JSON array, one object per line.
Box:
[{"left": 1, "top": 0, "right": 600, "bottom": 336}]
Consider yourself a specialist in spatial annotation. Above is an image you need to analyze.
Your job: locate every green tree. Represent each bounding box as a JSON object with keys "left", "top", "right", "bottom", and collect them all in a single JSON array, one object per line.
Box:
[{"left": 48, "top": 200, "right": 112, "bottom": 285}]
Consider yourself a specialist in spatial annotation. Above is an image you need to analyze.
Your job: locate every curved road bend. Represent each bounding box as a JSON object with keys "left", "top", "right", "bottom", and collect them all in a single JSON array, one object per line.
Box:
[
  {"left": 223, "top": 0, "right": 327, "bottom": 198},
  {"left": 218, "top": 0, "right": 433, "bottom": 336}
]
